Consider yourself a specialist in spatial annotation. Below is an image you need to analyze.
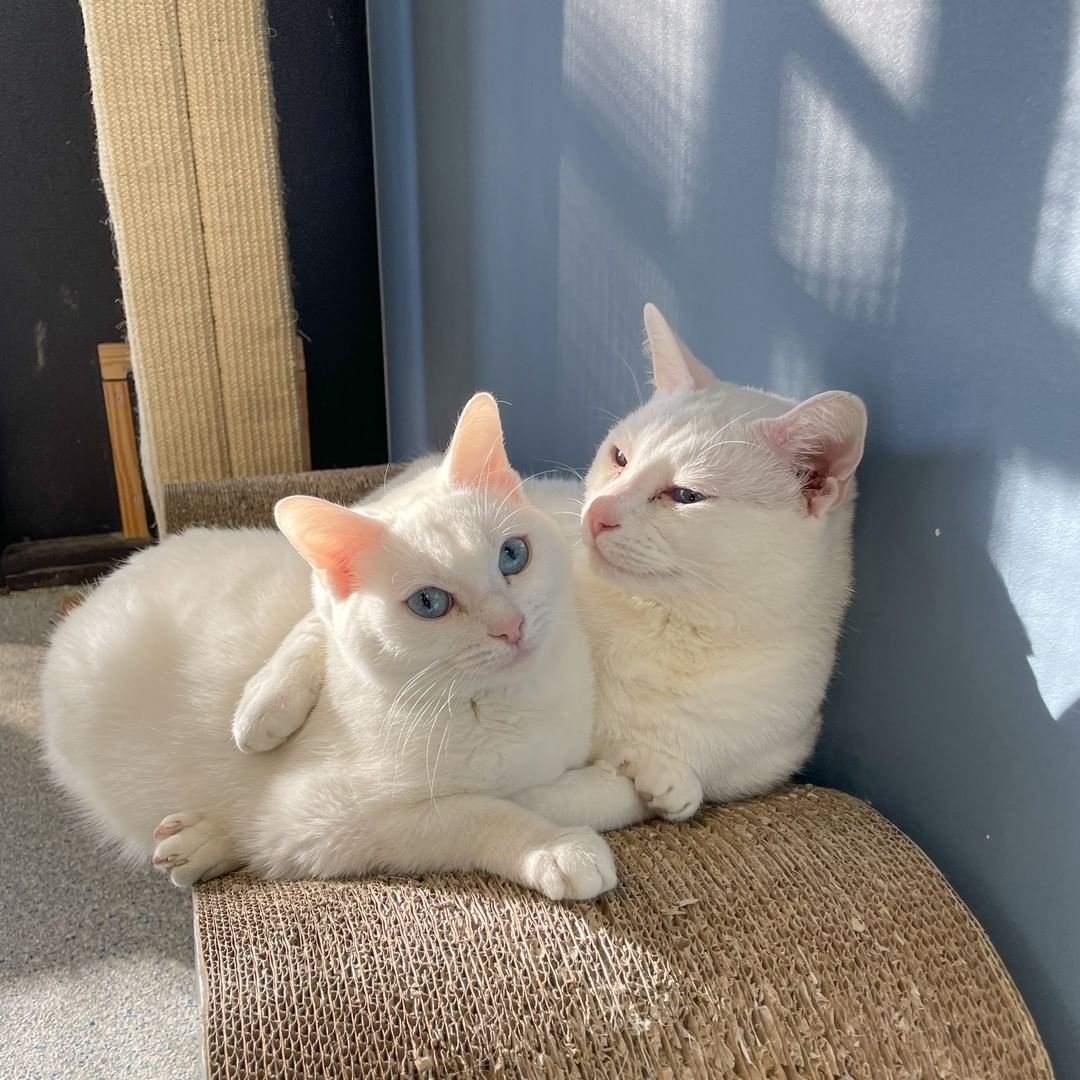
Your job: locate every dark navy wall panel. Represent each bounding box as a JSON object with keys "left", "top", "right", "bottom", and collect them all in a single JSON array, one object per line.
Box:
[
  {"left": 0, "top": 1, "right": 123, "bottom": 548},
  {"left": 267, "top": 0, "right": 386, "bottom": 469}
]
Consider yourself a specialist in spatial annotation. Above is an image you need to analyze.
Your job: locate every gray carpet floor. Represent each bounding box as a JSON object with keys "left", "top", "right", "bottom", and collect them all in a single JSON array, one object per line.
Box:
[{"left": 0, "top": 588, "right": 200, "bottom": 1079}]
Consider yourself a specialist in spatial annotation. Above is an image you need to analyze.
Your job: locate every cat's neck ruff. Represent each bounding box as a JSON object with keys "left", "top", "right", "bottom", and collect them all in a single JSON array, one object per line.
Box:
[{"left": 576, "top": 552, "right": 795, "bottom": 646}]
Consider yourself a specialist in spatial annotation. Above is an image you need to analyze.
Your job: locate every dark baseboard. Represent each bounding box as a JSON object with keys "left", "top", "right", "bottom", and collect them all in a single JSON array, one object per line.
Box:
[{"left": 1, "top": 534, "right": 150, "bottom": 592}]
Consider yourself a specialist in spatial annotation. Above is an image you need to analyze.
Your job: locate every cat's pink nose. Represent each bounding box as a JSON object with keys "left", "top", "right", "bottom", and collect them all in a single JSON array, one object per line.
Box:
[
  {"left": 488, "top": 614, "right": 524, "bottom": 646},
  {"left": 587, "top": 497, "right": 621, "bottom": 540}
]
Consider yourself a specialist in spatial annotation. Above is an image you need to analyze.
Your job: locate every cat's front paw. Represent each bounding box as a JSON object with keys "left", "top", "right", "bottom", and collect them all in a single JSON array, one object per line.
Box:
[
  {"left": 618, "top": 752, "right": 702, "bottom": 822},
  {"left": 232, "top": 669, "right": 319, "bottom": 753},
  {"left": 151, "top": 812, "right": 239, "bottom": 888},
  {"left": 522, "top": 828, "right": 618, "bottom": 901}
]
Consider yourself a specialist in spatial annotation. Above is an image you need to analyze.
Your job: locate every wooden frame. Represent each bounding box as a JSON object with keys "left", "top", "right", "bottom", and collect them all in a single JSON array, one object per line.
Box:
[
  {"left": 96, "top": 343, "right": 151, "bottom": 538},
  {"left": 96, "top": 340, "right": 311, "bottom": 538},
  {"left": 293, "top": 335, "right": 312, "bottom": 472}
]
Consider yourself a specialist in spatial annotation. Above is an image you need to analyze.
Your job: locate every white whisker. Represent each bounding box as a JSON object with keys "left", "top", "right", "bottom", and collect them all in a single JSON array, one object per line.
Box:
[
  {"left": 615, "top": 348, "right": 645, "bottom": 405},
  {"left": 536, "top": 459, "right": 585, "bottom": 482}
]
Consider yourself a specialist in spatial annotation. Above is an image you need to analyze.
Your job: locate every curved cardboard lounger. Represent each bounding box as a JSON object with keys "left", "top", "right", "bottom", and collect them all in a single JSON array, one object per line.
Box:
[
  {"left": 163, "top": 471, "right": 1051, "bottom": 1079},
  {"left": 192, "top": 786, "right": 1049, "bottom": 1079}
]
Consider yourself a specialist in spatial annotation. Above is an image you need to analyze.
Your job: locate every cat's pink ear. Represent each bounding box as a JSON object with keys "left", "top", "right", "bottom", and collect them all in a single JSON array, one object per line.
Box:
[
  {"left": 275, "top": 496, "right": 385, "bottom": 598},
  {"left": 443, "top": 392, "right": 523, "bottom": 499},
  {"left": 755, "top": 391, "right": 867, "bottom": 517},
  {"left": 644, "top": 302, "right": 717, "bottom": 394}
]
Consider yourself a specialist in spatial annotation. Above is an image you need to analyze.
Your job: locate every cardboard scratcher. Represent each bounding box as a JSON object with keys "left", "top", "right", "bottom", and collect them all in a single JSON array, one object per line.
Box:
[
  {"left": 192, "top": 786, "right": 1051, "bottom": 1079},
  {"left": 162, "top": 464, "right": 400, "bottom": 536}
]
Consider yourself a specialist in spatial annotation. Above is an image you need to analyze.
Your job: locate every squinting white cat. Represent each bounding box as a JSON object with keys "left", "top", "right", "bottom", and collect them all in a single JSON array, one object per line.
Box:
[
  {"left": 42, "top": 393, "right": 638, "bottom": 897},
  {"left": 236, "top": 306, "right": 866, "bottom": 827},
  {"left": 573, "top": 305, "right": 866, "bottom": 820}
]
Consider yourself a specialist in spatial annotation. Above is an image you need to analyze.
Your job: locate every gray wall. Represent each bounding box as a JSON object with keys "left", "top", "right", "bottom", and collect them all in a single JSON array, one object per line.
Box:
[{"left": 369, "top": 2, "right": 1080, "bottom": 1069}]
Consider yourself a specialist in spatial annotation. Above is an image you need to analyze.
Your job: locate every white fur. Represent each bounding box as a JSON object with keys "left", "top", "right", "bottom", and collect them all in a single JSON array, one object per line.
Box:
[
  {"left": 233, "top": 307, "right": 866, "bottom": 825},
  {"left": 575, "top": 305, "right": 865, "bottom": 817},
  {"left": 40, "top": 397, "right": 639, "bottom": 896}
]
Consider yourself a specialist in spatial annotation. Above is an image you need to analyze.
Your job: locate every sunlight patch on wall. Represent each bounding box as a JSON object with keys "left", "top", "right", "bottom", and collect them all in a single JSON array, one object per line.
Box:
[
  {"left": 772, "top": 59, "right": 907, "bottom": 323},
  {"left": 1033, "top": 18, "right": 1080, "bottom": 335},
  {"left": 815, "top": 0, "right": 939, "bottom": 111},
  {"left": 768, "top": 336, "right": 821, "bottom": 402},
  {"left": 562, "top": 0, "right": 716, "bottom": 231},
  {"left": 990, "top": 450, "right": 1080, "bottom": 721},
  {"left": 556, "top": 153, "right": 676, "bottom": 450}
]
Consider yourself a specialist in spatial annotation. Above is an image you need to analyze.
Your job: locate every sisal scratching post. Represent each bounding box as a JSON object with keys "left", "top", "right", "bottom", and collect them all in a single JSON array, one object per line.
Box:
[{"left": 81, "top": 0, "right": 305, "bottom": 532}]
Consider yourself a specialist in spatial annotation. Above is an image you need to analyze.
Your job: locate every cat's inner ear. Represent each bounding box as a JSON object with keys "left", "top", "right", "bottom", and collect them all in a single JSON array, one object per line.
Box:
[
  {"left": 643, "top": 302, "right": 717, "bottom": 395},
  {"left": 275, "top": 496, "right": 385, "bottom": 598},
  {"left": 754, "top": 391, "right": 868, "bottom": 517},
  {"left": 443, "top": 392, "right": 524, "bottom": 500}
]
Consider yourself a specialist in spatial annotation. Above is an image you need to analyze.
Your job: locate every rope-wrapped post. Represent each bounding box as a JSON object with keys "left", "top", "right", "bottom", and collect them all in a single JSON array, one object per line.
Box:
[{"left": 80, "top": 0, "right": 306, "bottom": 532}]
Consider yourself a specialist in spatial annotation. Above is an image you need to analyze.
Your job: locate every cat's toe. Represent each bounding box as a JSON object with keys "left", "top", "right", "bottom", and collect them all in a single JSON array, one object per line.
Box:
[
  {"left": 524, "top": 828, "right": 618, "bottom": 902},
  {"left": 234, "top": 708, "right": 295, "bottom": 753},
  {"left": 151, "top": 813, "right": 239, "bottom": 888},
  {"left": 153, "top": 810, "right": 200, "bottom": 840},
  {"left": 233, "top": 685, "right": 316, "bottom": 753},
  {"left": 630, "top": 758, "right": 703, "bottom": 822}
]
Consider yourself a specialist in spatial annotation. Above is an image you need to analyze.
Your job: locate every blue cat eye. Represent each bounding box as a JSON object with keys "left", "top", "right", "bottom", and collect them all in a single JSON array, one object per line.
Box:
[
  {"left": 405, "top": 586, "right": 452, "bottom": 619},
  {"left": 498, "top": 536, "right": 530, "bottom": 576},
  {"left": 671, "top": 487, "right": 707, "bottom": 504}
]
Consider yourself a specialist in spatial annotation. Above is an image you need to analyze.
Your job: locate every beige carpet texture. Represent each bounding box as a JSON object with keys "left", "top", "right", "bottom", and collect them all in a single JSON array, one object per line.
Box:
[
  {"left": 194, "top": 786, "right": 1051, "bottom": 1079},
  {"left": 0, "top": 607, "right": 198, "bottom": 1078},
  {"left": 80, "top": 0, "right": 306, "bottom": 528}
]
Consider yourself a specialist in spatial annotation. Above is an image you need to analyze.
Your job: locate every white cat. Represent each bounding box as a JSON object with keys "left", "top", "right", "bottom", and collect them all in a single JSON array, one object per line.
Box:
[
  {"left": 235, "top": 305, "right": 866, "bottom": 826},
  {"left": 574, "top": 304, "right": 866, "bottom": 820},
  {"left": 41, "top": 393, "right": 636, "bottom": 898}
]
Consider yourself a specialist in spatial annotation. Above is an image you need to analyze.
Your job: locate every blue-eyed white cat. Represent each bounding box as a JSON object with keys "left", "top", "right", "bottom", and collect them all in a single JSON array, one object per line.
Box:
[
  {"left": 234, "top": 305, "right": 867, "bottom": 826},
  {"left": 41, "top": 393, "right": 637, "bottom": 897}
]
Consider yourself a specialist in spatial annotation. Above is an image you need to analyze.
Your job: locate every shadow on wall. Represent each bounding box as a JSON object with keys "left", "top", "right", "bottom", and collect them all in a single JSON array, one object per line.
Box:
[
  {"left": 556, "top": 1, "right": 1080, "bottom": 1068},
  {"left": 399, "top": 0, "right": 1080, "bottom": 1070}
]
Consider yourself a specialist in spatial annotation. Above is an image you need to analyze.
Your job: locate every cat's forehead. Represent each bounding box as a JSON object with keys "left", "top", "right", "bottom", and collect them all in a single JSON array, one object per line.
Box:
[
  {"left": 620, "top": 383, "right": 790, "bottom": 456},
  {"left": 385, "top": 487, "right": 514, "bottom": 561}
]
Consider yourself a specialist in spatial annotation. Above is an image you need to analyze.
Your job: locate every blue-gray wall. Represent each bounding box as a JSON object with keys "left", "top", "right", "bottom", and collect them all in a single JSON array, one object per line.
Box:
[{"left": 369, "top": 2, "right": 1080, "bottom": 1068}]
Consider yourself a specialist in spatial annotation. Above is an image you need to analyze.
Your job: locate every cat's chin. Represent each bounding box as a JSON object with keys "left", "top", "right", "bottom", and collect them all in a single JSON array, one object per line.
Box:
[
  {"left": 586, "top": 544, "right": 681, "bottom": 597},
  {"left": 477, "top": 639, "right": 542, "bottom": 683},
  {"left": 506, "top": 639, "right": 544, "bottom": 672},
  {"left": 586, "top": 544, "right": 649, "bottom": 584}
]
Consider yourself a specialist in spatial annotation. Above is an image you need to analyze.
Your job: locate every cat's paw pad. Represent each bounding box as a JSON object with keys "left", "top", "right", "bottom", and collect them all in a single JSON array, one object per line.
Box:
[
  {"left": 151, "top": 812, "right": 238, "bottom": 888},
  {"left": 523, "top": 828, "right": 618, "bottom": 901},
  {"left": 623, "top": 756, "right": 702, "bottom": 822},
  {"left": 232, "top": 673, "right": 318, "bottom": 753}
]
